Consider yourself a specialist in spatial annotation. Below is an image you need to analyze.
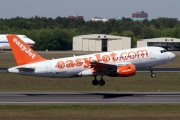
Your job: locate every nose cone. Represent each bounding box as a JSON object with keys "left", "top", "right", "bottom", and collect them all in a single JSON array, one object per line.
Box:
[
  {"left": 170, "top": 52, "right": 176, "bottom": 60},
  {"left": 30, "top": 39, "right": 35, "bottom": 46},
  {"left": 26, "top": 38, "right": 35, "bottom": 46}
]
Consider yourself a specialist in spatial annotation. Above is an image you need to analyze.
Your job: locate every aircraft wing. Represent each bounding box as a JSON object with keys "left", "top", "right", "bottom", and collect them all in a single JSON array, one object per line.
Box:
[
  {"left": 91, "top": 61, "right": 132, "bottom": 67},
  {"left": 90, "top": 61, "right": 133, "bottom": 73}
]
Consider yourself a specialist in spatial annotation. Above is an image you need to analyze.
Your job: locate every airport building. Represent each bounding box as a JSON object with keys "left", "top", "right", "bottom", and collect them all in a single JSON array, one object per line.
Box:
[
  {"left": 68, "top": 14, "right": 84, "bottom": 20},
  {"left": 137, "top": 37, "right": 180, "bottom": 51},
  {"left": 132, "top": 11, "right": 148, "bottom": 18},
  {"left": 73, "top": 34, "right": 131, "bottom": 51}
]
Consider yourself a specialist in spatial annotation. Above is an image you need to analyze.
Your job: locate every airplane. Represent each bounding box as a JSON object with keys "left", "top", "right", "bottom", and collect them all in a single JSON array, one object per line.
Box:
[
  {"left": 6, "top": 34, "right": 176, "bottom": 86},
  {"left": 0, "top": 34, "right": 35, "bottom": 50}
]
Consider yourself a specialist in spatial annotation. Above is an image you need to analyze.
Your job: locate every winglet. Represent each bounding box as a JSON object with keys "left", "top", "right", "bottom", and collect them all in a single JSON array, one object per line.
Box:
[{"left": 6, "top": 34, "right": 46, "bottom": 66}]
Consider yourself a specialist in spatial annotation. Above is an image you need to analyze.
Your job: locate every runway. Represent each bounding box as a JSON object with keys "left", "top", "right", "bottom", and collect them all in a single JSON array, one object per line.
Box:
[{"left": 0, "top": 92, "right": 180, "bottom": 105}]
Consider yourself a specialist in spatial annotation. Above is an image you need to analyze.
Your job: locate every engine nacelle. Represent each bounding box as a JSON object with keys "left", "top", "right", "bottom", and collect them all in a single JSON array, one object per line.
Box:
[{"left": 108, "top": 64, "right": 136, "bottom": 77}]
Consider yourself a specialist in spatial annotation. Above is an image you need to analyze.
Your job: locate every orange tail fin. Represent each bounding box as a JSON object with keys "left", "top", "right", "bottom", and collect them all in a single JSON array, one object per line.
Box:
[{"left": 7, "top": 34, "right": 46, "bottom": 66}]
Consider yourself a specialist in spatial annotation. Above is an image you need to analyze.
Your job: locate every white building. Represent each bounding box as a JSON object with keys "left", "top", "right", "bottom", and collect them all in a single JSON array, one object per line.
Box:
[
  {"left": 73, "top": 34, "right": 131, "bottom": 51},
  {"left": 91, "top": 17, "right": 108, "bottom": 22},
  {"left": 137, "top": 37, "right": 180, "bottom": 51}
]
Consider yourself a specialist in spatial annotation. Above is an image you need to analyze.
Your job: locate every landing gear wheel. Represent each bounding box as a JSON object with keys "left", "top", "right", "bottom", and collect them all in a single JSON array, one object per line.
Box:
[
  {"left": 149, "top": 67, "right": 156, "bottom": 78},
  {"left": 99, "top": 79, "right": 105, "bottom": 86},
  {"left": 92, "top": 79, "right": 99, "bottom": 85},
  {"left": 151, "top": 73, "right": 156, "bottom": 78}
]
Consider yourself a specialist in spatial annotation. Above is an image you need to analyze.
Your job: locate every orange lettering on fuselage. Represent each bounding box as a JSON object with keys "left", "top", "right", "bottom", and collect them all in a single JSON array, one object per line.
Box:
[
  {"left": 121, "top": 52, "right": 128, "bottom": 60},
  {"left": 136, "top": 50, "right": 148, "bottom": 58},
  {"left": 94, "top": 54, "right": 101, "bottom": 62},
  {"left": 57, "top": 61, "right": 65, "bottom": 69},
  {"left": 66, "top": 60, "right": 74, "bottom": 68},
  {"left": 110, "top": 53, "right": 117, "bottom": 62},
  {"left": 56, "top": 49, "right": 148, "bottom": 70},
  {"left": 128, "top": 51, "right": 137, "bottom": 59},
  {"left": 83, "top": 57, "right": 92, "bottom": 68},
  {"left": 102, "top": 55, "right": 110, "bottom": 63},
  {"left": 75, "top": 59, "right": 82, "bottom": 66}
]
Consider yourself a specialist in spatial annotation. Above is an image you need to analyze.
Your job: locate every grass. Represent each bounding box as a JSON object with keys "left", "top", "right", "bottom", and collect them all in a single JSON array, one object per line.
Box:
[
  {"left": 0, "top": 72, "right": 180, "bottom": 92},
  {"left": 0, "top": 105, "right": 180, "bottom": 120}
]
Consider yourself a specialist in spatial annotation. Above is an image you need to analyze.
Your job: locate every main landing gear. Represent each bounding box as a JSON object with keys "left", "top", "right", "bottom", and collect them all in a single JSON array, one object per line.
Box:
[
  {"left": 149, "top": 67, "right": 156, "bottom": 78},
  {"left": 92, "top": 75, "right": 105, "bottom": 86}
]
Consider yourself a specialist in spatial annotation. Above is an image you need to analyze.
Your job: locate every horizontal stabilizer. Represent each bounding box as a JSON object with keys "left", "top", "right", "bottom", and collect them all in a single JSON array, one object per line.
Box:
[{"left": 17, "top": 67, "right": 35, "bottom": 72}]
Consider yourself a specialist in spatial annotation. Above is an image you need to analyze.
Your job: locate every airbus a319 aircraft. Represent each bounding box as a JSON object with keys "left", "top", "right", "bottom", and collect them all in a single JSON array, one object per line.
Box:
[
  {"left": 7, "top": 35, "right": 176, "bottom": 86},
  {"left": 0, "top": 34, "right": 35, "bottom": 50}
]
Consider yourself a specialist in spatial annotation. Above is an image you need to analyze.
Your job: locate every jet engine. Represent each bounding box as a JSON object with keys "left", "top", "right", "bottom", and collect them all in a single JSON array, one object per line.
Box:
[{"left": 108, "top": 64, "right": 136, "bottom": 77}]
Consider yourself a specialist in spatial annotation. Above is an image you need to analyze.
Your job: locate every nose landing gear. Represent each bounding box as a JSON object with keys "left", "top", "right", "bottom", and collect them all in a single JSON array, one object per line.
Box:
[{"left": 149, "top": 67, "right": 156, "bottom": 78}]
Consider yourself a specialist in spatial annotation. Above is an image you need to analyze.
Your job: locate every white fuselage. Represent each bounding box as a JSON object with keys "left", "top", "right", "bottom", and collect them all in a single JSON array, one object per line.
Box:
[
  {"left": 0, "top": 35, "right": 35, "bottom": 50},
  {"left": 8, "top": 46, "right": 176, "bottom": 77}
]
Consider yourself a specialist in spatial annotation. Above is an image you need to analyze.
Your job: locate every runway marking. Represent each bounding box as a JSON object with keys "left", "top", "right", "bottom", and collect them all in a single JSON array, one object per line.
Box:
[{"left": 0, "top": 95, "right": 27, "bottom": 97}]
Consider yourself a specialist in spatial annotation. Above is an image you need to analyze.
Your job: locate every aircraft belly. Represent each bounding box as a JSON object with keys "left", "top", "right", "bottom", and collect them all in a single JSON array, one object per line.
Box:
[
  {"left": 131, "top": 59, "right": 143, "bottom": 67},
  {"left": 155, "top": 58, "right": 170, "bottom": 66},
  {"left": 53, "top": 68, "right": 83, "bottom": 78},
  {"left": 132, "top": 59, "right": 151, "bottom": 68}
]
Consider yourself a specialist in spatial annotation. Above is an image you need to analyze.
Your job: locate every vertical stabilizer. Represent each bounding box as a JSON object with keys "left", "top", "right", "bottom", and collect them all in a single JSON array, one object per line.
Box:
[{"left": 7, "top": 35, "right": 46, "bottom": 65}]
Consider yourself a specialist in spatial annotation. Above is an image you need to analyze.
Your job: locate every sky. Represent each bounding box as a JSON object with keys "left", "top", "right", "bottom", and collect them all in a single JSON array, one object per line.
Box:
[{"left": 0, "top": 0, "right": 179, "bottom": 20}]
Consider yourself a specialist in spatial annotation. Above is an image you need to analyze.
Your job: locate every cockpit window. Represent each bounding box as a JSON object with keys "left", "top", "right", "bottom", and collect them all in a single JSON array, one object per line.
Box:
[
  {"left": 163, "top": 50, "right": 167, "bottom": 52},
  {"left": 161, "top": 49, "right": 167, "bottom": 53}
]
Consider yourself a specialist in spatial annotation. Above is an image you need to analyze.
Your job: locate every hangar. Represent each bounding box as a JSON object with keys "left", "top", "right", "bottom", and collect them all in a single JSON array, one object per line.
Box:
[
  {"left": 73, "top": 34, "right": 131, "bottom": 51},
  {"left": 137, "top": 37, "right": 180, "bottom": 51}
]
